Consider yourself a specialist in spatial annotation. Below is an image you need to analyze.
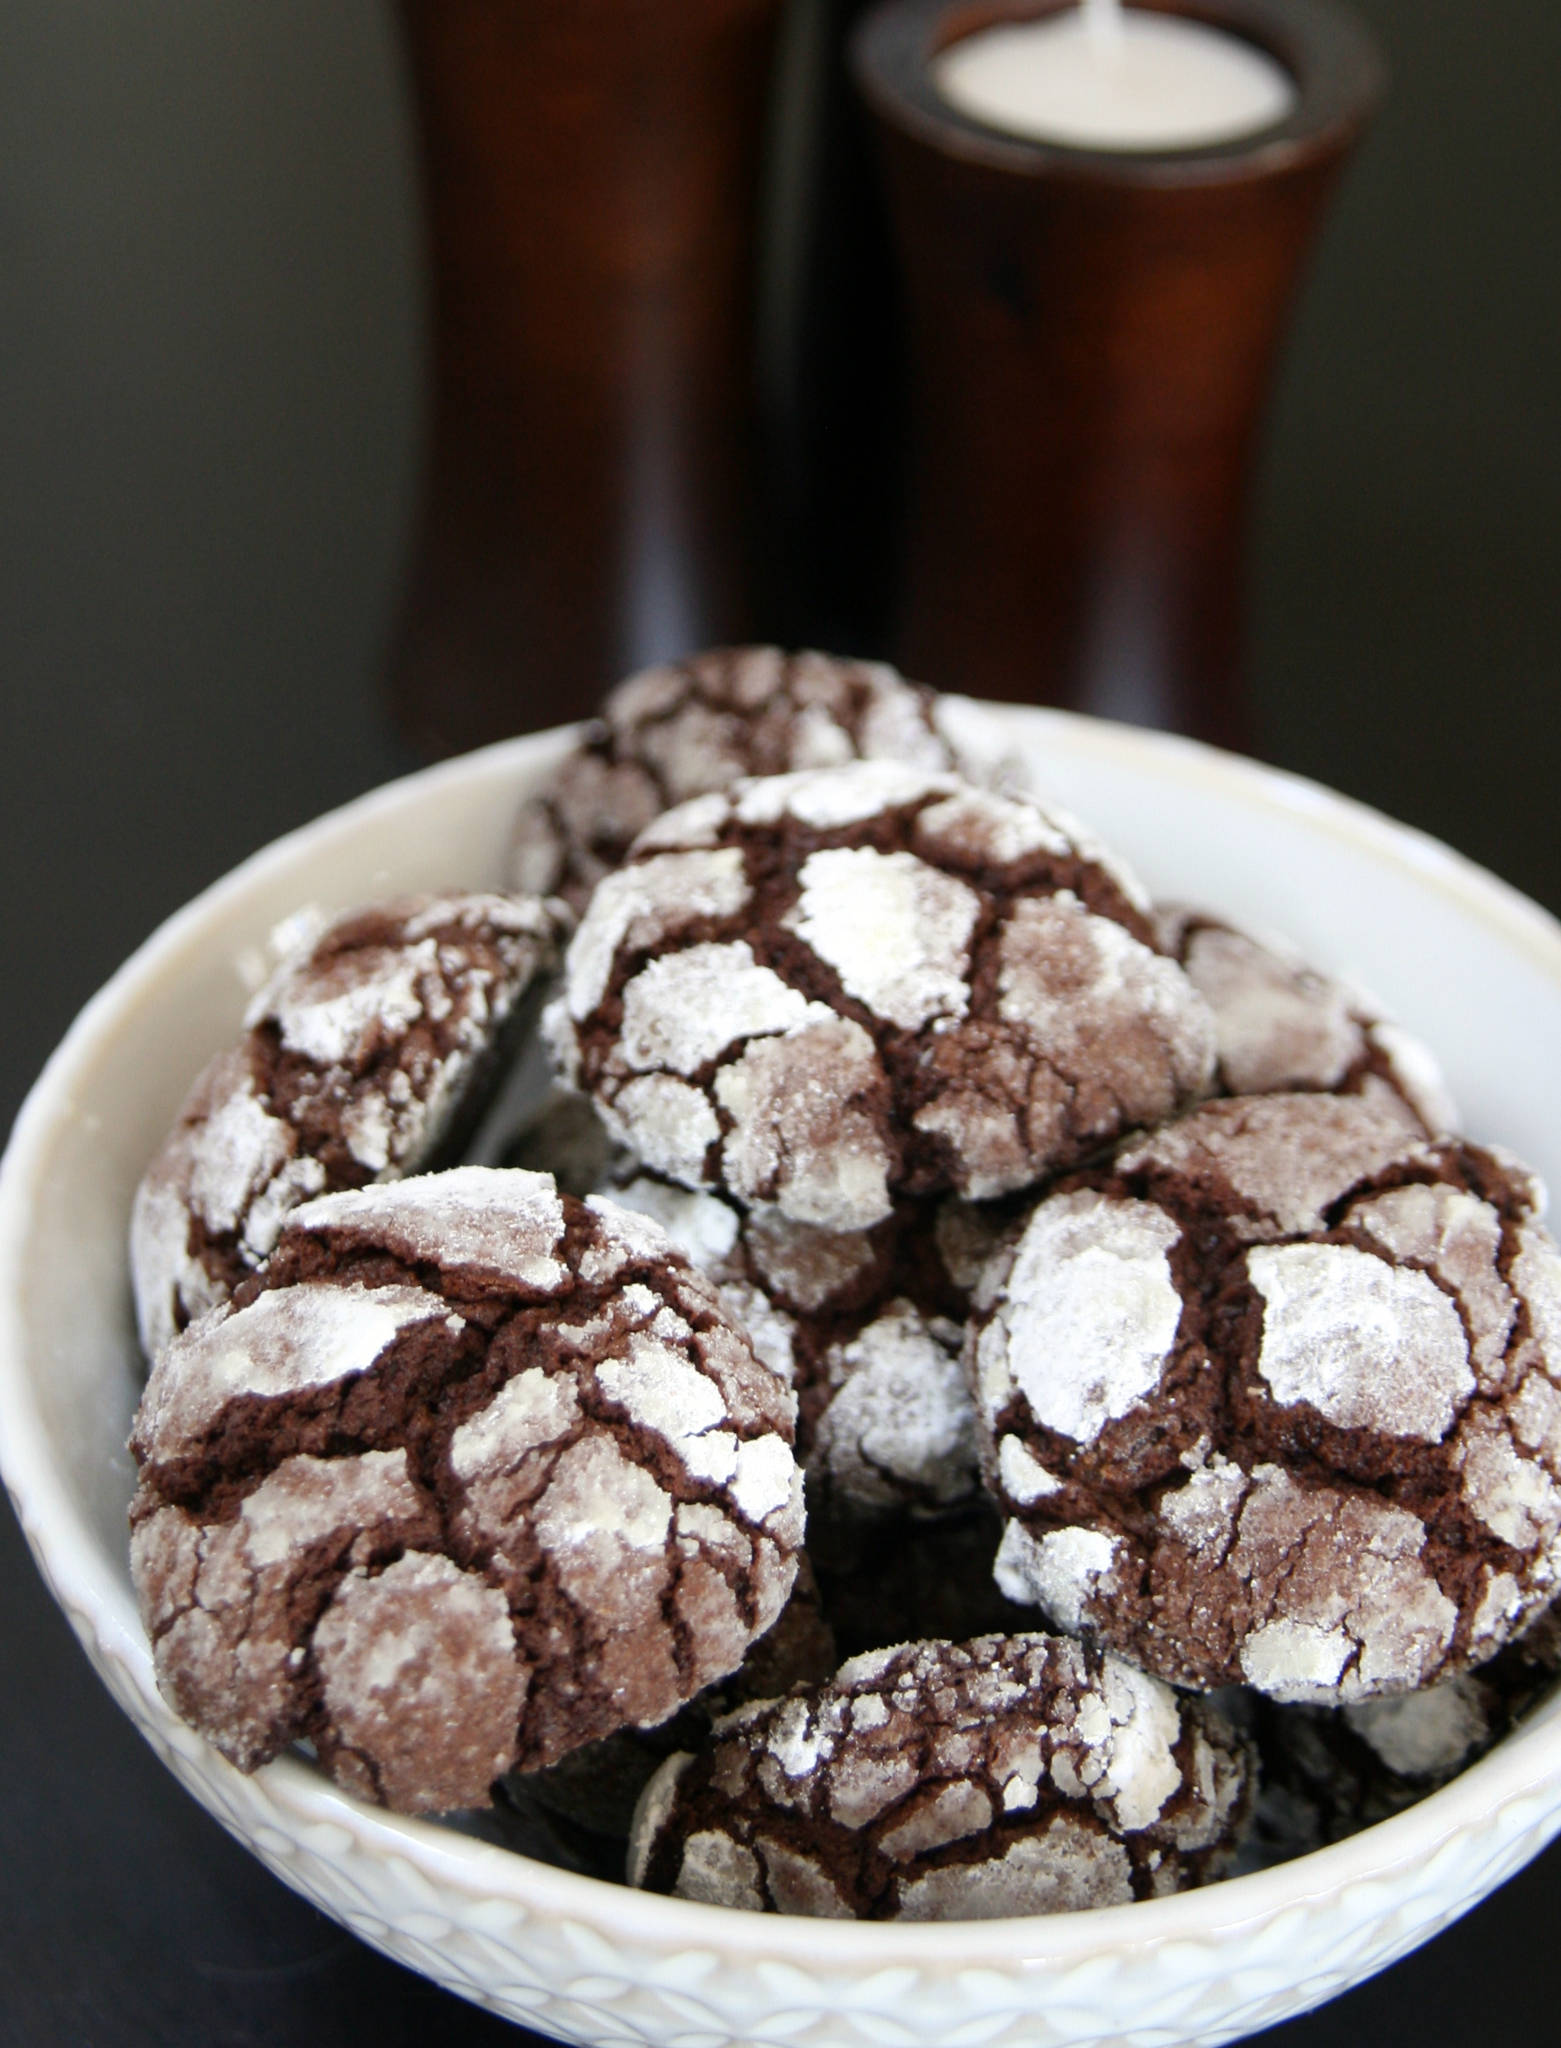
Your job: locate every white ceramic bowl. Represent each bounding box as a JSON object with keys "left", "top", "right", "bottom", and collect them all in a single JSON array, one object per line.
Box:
[{"left": 4, "top": 708, "right": 1561, "bottom": 2048}]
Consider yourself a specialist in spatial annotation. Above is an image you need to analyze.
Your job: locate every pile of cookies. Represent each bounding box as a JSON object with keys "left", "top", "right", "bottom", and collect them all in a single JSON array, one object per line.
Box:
[{"left": 126, "top": 648, "right": 1561, "bottom": 1919}]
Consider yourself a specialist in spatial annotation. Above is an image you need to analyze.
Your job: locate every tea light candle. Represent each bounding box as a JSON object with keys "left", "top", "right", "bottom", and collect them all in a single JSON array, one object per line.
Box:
[{"left": 934, "top": 1, "right": 1296, "bottom": 151}]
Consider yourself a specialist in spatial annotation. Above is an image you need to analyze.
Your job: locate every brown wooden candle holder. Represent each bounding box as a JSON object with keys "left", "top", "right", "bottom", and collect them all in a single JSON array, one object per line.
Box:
[
  {"left": 852, "top": 0, "right": 1383, "bottom": 748},
  {"left": 389, "top": 0, "right": 783, "bottom": 758}
]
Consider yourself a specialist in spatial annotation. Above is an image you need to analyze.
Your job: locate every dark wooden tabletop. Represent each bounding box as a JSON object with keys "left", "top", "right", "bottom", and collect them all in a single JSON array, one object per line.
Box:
[{"left": 3, "top": 3, "right": 1558, "bottom": 2042}]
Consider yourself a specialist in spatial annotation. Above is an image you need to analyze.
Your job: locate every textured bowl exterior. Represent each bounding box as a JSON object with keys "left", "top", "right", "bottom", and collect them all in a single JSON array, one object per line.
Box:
[{"left": 5, "top": 709, "right": 1561, "bottom": 2047}]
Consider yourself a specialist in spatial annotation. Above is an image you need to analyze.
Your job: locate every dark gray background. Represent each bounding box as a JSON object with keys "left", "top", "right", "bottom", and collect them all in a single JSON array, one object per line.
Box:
[{"left": 2, "top": 2, "right": 1558, "bottom": 2041}]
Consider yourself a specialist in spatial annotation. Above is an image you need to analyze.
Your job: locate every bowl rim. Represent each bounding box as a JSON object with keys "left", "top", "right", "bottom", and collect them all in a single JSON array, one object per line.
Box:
[{"left": 4, "top": 704, "right": 1561, "bottom": 1972}]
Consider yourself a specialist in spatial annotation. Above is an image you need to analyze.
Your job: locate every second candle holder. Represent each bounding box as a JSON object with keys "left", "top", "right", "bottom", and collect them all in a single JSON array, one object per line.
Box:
[{"left": 853, "top": 0, "right": 1383, "bottom": 748}]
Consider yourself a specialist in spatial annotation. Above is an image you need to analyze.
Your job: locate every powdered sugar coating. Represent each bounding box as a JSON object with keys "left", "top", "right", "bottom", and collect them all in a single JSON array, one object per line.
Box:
[
  {"left": 972, "top": 1095, "right": 1561, "bottom": 1702},
  {"left": 606, "top": 1175, "right": 743, "bottom": 1274},
  {"left": 628, "top": 1634, "right": 1248, "bottom": 1918},
  {"left": 129, "top": 1448, "right": 436, "bottom": 1778},
  {"left": 1352, "top": 1183, "right": 1516, "bottom": 1383},
  {"left": 562, "top": 849, "right": 750, "bottom": 1024},
  {"left": 131, "top": 893, "right": 562, "bottom": 1359},
  {"left": 287, "top": 1167, "right": 569, "bottom": 1291},
  {"left": 735, "top": 758, "right": 943, "bottom": 831},
  {"left": 603, "top": 1073, "right": 722, "bottom": 1186},
  {"left": 786, "top": 848, "right": 979, "bottom": 1031},
  {"left": 314, "top": 1552, "right": 527, "bottom": 1814},
  {"left": 1231, "top": 1474, "right": 1458, "bottom": 1696},
  {"left": 509, "top": 647, "right": 987, "bottom": 910},
  {"left": 713, "top": 1018, "right": 894, "bottom": 1229},
  {"left": 994, "top": 1524, "right": 1123, "bottom": 1631},
  {"left": 973, "top": 1190, "right": 1183, "bottom": 1448},
  {"left": 1248, "top": 1243, "right": 1474, "bottom": 1440},
  {"left": 1115, "top": 1092, "right": 1424, "bottom": 1241},
  {"left": 129, "top": 1169, "right": 803, "bottom": 1813},
  {"left": 618, "top": 944, "right": 818, "bottom": 1075},
  {"left": 558, "top": 765, "right": 1215, "bottom": 1225},
  {"left": 809, "top": 1302, "right": 977, "bottom": 1514},
  {"left": 743, "top": 1203, "right": 879, "bottom": 1311},
  {"left": 1349, "top": 1598, "right": 1561, "bottom": 1785}
]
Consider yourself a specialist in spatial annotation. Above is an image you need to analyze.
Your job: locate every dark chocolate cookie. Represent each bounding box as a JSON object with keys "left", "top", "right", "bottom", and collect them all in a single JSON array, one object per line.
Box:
[
  {"left": 508, "top": 646, "right": 1009, "bottom": 910},
  {"left": 971, "top": 1093, "right": 1561, "bottom": 1703},
  {"left": 131, "top": 892, "right": 563, "bottom": 1358},
  {"left": 1156, "top": 905, "right": 1456, "bottom": 1132},
  {"left": 129, "top": 1168, "right": 803, "bottom": 1813},
  {"left": 628, "top": 1634, "right": 1249, "bottom": 1918},
  {"left": 549, "top": 762, "right": 1216, "bottom": 1226}
]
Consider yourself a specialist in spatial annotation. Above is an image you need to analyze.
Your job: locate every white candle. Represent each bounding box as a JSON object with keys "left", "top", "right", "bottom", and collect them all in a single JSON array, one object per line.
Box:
[{"left": 933, "top": 3, "right": 1296, "bottom": 152}]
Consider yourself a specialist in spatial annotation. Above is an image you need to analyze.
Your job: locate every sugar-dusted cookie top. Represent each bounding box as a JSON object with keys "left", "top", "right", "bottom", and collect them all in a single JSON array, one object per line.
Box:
[
  {"left": 509, "top": 645, "right": 1010, "bottom": 911},
  {"left": 971, "top": 1092, "right": 1561, "bottom": 1704},
  {"left": 550, "top": 762, "right": 1216, "bottom": 1227},
  {"left": 130, "top": 893, "right": 563, "bottom": 1360},
  {"left": 129, "top": 1168, "right": 803, "bottom": 1814},
  {"left": 628, "top": 1633, "right": 1248, "bottom": 1919},
  {"left": 1156, "top": 905, "right": 1457, "bottom": 1133}
]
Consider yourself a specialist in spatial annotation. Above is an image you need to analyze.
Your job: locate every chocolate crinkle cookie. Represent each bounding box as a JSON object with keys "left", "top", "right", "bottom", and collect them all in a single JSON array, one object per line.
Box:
[
  {"left": 550, "top": 761, "right": 1216, "bottom": 1228},
  {"left": 128, "top": 1168, "right": 804, "bottom": 1815},
  {"left": 508, "top": 645, "right": 1014, "bottom": 912},
  {"left": 602, "top": 1171, "right": 985, "bottom": 1519},
  {"left": 629, "top": 1634, "right": 1249, "bottom": 1919},
  {"left": 973, "top": 1091, "right": 1561, "bottom": 1704},
  {"left": 130, "top": 892, "right": 563, "bottom": 1360},
  {"left": 1156, "top": 905, "right": 1457, "bottom": 1134}
]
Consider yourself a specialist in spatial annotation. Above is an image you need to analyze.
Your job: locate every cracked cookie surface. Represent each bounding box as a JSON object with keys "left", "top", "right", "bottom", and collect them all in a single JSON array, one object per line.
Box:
[
  {"left": 628, "top": 1634, "right": 1248, "bottom": 1918},
  {"left": 130, "top": 893, "right": 563, "bottom": 1359},
  {"left": 508, "top": 646, "right": 1001, "bottom": 912},
  {"left": 972, "top": 1092, "right": 1561, "bottom": 1703},
  {"left": 129, "top": 1168, "right": 803, "bottom": 1813},
  {"left": 551, "top": 761, "right": 1216, "bottom": 1227}
]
